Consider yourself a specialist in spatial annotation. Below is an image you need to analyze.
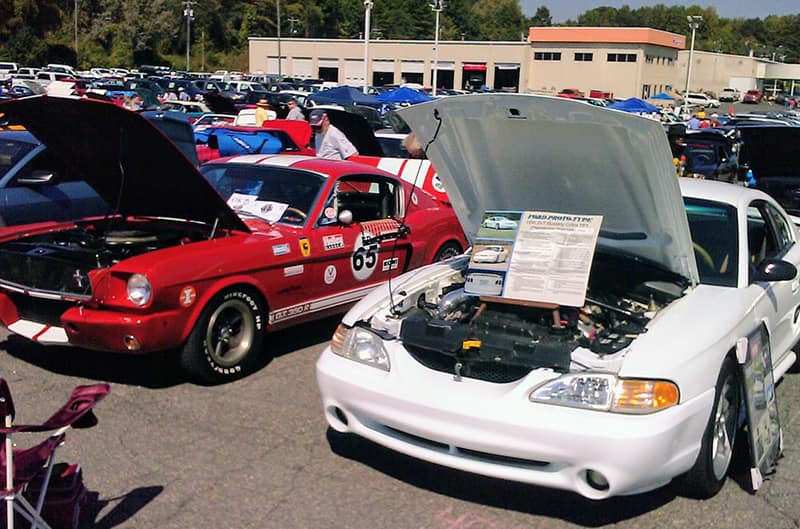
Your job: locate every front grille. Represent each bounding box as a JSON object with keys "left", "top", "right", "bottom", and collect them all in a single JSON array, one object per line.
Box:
[
  {"left": 0, "top": 244, "right": 94, "bottom": 297},
  {"left": 405, "top": 345, "right": 532, "bottom": 383},
  {"left": 382, "top": 424, "right": 549, "bottom": 468},
  {"left": 9, "top": 292, "right": 75, "bottom": 327}
]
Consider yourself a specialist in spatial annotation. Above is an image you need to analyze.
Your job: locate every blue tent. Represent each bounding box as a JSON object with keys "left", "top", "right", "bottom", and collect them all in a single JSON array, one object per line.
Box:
[
  {"left": 307, "top": 86, "right": 382, "bottom": 107},
  {"left": 650, "top": 92, "right": 675, "bottom": 101},
  {"left": 607, "top": 97, "right": 660, "bottom": 113},
  {"left": 375, "top": 86, "right": 434, "bottom": 104}
]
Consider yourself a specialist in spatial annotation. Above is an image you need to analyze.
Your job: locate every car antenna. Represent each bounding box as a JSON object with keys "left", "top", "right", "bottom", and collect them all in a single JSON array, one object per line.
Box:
[{"left": 388, "top": 107, "right": 443, "bottom": 316}]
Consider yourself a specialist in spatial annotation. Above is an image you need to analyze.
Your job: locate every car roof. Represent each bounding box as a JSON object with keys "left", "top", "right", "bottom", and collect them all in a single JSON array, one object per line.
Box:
[
  {"left": 679, "top": 177, "right": 775, "bottom": 210},
  {"left": 210, "top": 154, "right": 397, "bottom": 179}
]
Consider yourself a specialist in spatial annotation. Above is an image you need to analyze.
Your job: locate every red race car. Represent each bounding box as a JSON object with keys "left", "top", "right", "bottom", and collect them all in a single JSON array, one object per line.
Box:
[{"left": 0, "top": 96, "right": 467, "bottom": 383}]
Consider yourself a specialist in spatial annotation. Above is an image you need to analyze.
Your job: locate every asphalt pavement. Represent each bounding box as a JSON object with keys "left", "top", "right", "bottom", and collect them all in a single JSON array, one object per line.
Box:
[{"left": 3, "top": 312, "right": 800, "bottom": 529}]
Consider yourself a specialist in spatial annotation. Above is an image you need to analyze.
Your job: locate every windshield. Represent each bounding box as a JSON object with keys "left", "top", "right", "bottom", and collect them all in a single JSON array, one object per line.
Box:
[
  {"left": 0, "top": 136, "right": 38, "bottom": 179},
  {"left": 684, "top": 197, "right": 738, "bottom": 287},
  {"left": 201, "top": 163, "right": 325, "bottom": 226}
]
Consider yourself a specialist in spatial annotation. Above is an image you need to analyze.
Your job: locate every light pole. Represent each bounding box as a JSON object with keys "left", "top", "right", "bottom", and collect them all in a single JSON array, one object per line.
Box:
[
  {"left": 276, "top": 0, "right": 282, "bottom": 80},
  {"left": 183, "top": 0, "right": 196, "bottom": 72},
  {"left": 363, "top": 1, "right": 373, "bottom": 94},
  {"left": 683, "top": 15, "right": 702, "bottom": 117},
  {"left": 430, "top": 0, "right": 444, "bottom": 96},
  {"left": 74, "top": 0, "right": 78, "bottom": 67}
]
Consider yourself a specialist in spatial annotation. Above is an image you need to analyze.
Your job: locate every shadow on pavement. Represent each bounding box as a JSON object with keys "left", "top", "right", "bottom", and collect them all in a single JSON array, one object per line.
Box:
[
  {"left": 327, "top": 429, "right": 679, "bottom": 527},
  {"left": 1, "top": 315, "right": 340, "bottom": 388},
  {"left": 83, "top": 485, "right": 163, "bottom": 529}
]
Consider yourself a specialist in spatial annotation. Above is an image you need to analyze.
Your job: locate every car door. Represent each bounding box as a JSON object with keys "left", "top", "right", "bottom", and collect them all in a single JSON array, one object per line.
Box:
[
  {"left": 746, "top": 200, "right": 800, "bottom": 366},
  {"left": 307, "top": 173, "right": 412, "bottom": 304}
]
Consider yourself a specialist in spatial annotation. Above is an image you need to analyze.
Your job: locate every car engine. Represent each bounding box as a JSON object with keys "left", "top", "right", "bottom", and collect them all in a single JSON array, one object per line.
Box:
[
  {"left": 369, "top": 252, "right": 687, "bottom": 383},
  {"left": 0, "top": 219, "right": 213, "bottom": 296}
]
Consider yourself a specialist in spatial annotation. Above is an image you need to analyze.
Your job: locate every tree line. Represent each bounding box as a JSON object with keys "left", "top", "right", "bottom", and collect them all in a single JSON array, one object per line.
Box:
[{"left": 0, "top": 1, "right": 797, "bottom": 71}]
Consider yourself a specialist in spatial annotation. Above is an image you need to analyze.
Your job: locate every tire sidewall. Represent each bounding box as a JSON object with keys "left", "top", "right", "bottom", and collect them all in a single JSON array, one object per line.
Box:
[{"left": 183, "top": 288, "right": 266, "bottom": 383}]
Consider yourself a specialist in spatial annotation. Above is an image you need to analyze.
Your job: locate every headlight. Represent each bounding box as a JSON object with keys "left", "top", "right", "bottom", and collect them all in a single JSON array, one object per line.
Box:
[
  {"left": 126, "top": 273, "right": 152, "bottom": 306},
  {"left": 530, "top": 374, "right": 678, "bottom": 414},
  {"left": 330, "top": 324, "right": 390, "bottom": 371}
]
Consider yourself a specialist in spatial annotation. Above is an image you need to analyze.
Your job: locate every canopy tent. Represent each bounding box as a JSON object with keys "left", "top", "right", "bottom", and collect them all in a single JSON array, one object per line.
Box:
[
  {"left": 608, "top": 97, "right": 660, "bottom": 113},
  {"left": 375, "top": 86, "right": 434, "bottom": 104},
  {"left": 650, "top": 92, "right": 675, "bottom": 101},
  {"left": 307, "top": 86, "right": 382, "bottom": 107}
]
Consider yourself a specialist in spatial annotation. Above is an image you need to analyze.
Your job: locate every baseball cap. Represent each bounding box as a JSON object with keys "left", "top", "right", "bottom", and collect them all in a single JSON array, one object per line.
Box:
[{"left": 309, "top": 110, "right": 326, "bottom": 127}]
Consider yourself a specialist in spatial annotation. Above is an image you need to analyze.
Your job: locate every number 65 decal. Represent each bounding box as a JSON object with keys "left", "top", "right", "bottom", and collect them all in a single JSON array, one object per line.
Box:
[{"left": 352, "top": 234, "right": 380, "bottom": 281}]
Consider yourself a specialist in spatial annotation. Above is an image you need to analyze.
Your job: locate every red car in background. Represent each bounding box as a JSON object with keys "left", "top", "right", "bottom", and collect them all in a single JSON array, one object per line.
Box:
[
  {"left": 742, "top": 89, "right": 764, "bottom": 104},
  {"left": 0, "top": 95, "right": 467, "bottom": 383},
  {"left": 557, "top": 88, "right": 585, "bottom": 99}
]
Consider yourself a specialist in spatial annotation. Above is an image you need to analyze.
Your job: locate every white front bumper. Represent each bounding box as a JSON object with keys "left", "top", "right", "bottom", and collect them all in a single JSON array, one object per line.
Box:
[{"left": 316, "top": 342, "right": 715, "bottom": 499}]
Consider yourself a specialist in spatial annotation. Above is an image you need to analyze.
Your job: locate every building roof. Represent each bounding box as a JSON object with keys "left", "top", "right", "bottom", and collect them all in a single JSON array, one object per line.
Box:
[{"left": 529, "top": 27, "right": 686, "bottom": 50}]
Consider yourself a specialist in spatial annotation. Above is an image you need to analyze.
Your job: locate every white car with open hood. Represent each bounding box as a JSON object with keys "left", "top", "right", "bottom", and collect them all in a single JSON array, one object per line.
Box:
[{"left": 315, "top": 94, "right": 800, "bottom": 499}]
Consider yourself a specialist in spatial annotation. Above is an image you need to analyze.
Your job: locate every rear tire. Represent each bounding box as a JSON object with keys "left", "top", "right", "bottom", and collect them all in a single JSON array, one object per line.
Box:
[
  {"left": 432, "top": 241, "right": 462, "bottom": 262},
  {"left": 680, "top": 356, "right": 740, "bottom": 498},
  {"left": 180, "top": 287, "right": 266, "bottom": 384}
]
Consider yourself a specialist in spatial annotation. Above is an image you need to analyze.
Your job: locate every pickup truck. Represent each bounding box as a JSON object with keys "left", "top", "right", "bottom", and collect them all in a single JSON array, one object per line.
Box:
[{"left": 718, "top": 88, "right": 741, "bottom": 102}]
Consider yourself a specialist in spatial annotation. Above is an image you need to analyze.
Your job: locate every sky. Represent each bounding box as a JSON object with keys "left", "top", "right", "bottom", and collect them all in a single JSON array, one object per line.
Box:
[{"left": 519, "top": 1, "right": 799, "bottom": 22}]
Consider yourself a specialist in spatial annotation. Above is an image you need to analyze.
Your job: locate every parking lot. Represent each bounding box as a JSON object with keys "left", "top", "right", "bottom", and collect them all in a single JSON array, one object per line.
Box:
[{"left": 4, "top": 313, "right": 800, "bottom": 529}]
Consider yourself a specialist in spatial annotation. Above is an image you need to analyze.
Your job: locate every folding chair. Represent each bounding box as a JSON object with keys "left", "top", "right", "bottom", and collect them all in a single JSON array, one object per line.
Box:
[{"left": 1, "top": 379, "right": 110, "bottom": 529}]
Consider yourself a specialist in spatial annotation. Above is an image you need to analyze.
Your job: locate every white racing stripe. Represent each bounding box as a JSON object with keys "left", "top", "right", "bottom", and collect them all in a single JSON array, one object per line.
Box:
[
  {"left": 269, "top": 284, "right": 377, "bottom": 324},
  {"left": 8, "top": 320, "right": 46, "bottom": 339}
]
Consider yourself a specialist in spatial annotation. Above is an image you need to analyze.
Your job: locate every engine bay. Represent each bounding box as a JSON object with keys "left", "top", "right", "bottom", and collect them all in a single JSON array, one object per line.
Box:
[
  {"left": 0, "top": 219, "right": 214, "bottom": 296},
  {"left": 371, "top": 252, "right": 688, "bottom": 382}
]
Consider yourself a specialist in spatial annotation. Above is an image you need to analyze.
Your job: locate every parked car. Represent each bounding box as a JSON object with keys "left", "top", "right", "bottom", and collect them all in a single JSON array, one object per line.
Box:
[
  {"left": 737, "top": 124, "right": 800, "bottom": 214},
  {"left": 718, "top": 88, "right": 741, "bottom": 102},
  {"left": 481, "top": 215, "right": 518, "bottom": 230},
  {"left": 316, "top": 94, "right": 800, "bottom": 500},
  {"left": 557, "top": 88, "right": 584, "bottom": 99},
  {"left": 743, "top": 90, "right": 764, "bottom": 104},
  {"left": 683, "top": 92, "right": 720, "bottom": 108},
  {"left": 680, "top": 129, "right": 743, "bottom": 183},
  {"left": 0, "top": 62, "right": 19, "bottom": 80},
  {"left": 0, "top": 95, "right": 467, "bottom": 384},
  {"left": 472, "top": 244, "right": 509, "bottom": 263}
]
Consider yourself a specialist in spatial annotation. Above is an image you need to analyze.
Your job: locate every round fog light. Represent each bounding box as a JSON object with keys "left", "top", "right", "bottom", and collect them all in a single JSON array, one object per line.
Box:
[
  {"left": 585, "top": 469, "right": 610, "bottom": 491},
  {"left": 124, "top": 335, "right": 141, "bottom": 351}
]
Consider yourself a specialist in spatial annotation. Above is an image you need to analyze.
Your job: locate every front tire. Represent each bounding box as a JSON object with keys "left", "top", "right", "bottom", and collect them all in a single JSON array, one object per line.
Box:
[
  {"left": 180, "top": 287, "right": 266, "bottom": 384},
  {"left": 680, "top": 357, "right": 740, "bottom": 498}
]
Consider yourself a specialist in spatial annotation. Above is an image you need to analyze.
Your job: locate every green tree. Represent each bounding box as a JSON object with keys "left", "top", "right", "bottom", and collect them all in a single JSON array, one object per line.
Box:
[{"left": 529, "top": 6, "right": 552, "bottom": 27}]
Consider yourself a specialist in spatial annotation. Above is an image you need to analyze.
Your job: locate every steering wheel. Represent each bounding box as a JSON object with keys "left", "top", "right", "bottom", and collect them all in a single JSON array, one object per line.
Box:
[
  {"left": 693, "top": 242, "right": 715, "bottom": 273},
  {"left": 283, "top": 207, "right": 307, "bottom": 219}
]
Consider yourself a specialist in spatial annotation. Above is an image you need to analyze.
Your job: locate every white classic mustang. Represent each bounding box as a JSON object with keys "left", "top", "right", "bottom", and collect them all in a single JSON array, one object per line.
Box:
[{"left": 316, "top": 95, "right": 800, "bottom": 500}]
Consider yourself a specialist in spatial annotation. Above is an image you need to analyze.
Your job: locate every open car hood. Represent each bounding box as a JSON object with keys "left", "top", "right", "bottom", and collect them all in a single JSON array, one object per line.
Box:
[
  {"left": 0, "top": 95, "right": 247, "bottom": 232},
  {"left": 399, "top": 94, "right": 697, "bottom": 282},
  {"left": 737, "top": 125, "right": 800, "bottom": 179}
]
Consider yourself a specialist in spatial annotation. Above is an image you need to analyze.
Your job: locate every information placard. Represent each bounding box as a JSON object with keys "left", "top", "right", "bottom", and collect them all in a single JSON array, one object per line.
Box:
[
  {"left": 736, "top": 326, "right": 781, "bottom": 490},
  {"left": 466, "top": 210, "right": 602, "bottom": 307}
]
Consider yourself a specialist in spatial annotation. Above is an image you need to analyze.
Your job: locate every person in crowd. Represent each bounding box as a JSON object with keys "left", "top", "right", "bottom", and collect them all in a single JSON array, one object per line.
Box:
[
  {"left": 402, "top": 132, "right": 425, "bottom": 158},
  {"left": 178, "top": 87, "right": 190, "bottom": 101},
  {"left": 285, "top": 98, "right": 305, "bottom": 120},
  {"left": 164, "top": 90, "right": 178, "bottom": 101},
  {"left": 686, "top": 113, "right": 701, "bottom": 130},
  {"left": 309, "top": 110, "right": 358, "bottom": 160},
  {"left": 255, "top": 99, "right": 272, "bottom": 126}
]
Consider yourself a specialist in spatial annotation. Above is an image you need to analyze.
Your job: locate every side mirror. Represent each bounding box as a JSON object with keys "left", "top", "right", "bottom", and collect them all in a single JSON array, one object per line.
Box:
[
  {"left": 338, "top": 209, "right": 353, "bottom": 225},
  {"left": 752, "top": 258, "right": 797, "bottom": 283},
  {"left": 207, "top": 134, "right": 219, "bottom": 150},
  {"left": 17, "top": 170, "right": 55, "bottom": 185}
]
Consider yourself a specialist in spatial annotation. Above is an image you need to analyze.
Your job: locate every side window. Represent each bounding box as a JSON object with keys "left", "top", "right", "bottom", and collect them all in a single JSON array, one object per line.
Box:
[
  {"left": 322, "top": 175, "right": 398, "bottom": 225},
  {"left": 747, "top": 203, "right": 780, "bottom": 266},
  {"left": 11, "top": 149, "right": 73, "bottom": 185},
  {"left": 765, "top": 203, "right": 793, "bottom": 252}
]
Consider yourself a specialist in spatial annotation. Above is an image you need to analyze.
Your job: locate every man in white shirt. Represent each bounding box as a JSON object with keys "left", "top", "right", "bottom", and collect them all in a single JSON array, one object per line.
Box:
[
  {"left": 309, "top": 110, "right": 358, "bottom": 160},
  {"left": 286, "top": 98, "right": 305, "bottom": 120}
]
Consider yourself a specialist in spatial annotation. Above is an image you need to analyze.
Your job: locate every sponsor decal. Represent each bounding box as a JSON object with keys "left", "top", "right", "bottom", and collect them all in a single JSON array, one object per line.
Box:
[
  {"left": 381, "top": 257, "right": 399, "bottom": 272},
  {"left": 270, "top": 303, "right": 311, "bottom": 323},
  {"left": 324, "top": 207, "right": 336, "bottom": 219},
  {"left": 351, "top": 233, "right": 380, "bottom": 281},
  {"left": 179, "top": 286, "right": 196, "bottom": 307},
  {"left": 323, "top": 234, "right": 345, "bottom": 251},
  {"left": 410, "top": 192, "right": 419, "bottom": 205},
  {"left": 272, "top": 243, "right": 290, "bottom": 256},
  {"left": 432, "top": 174, "right": 445, "bottom": 193},
  {"left": 284, "top": 264, "right": 304, "bottom": 277},
  {"left": 324, "top": 265, "right": 337, "bottom": 284},
  {"left": 299, "top": 237, "right": 311, "bottom": 256}
]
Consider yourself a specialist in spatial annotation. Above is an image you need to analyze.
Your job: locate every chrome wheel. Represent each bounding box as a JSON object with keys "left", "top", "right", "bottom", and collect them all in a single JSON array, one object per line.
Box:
[
  {"left": 711, "top": 375, "right": 738, "bottom": 480},
  {"left": 204, "top": 298, "right": 256, "bottom": 367}
]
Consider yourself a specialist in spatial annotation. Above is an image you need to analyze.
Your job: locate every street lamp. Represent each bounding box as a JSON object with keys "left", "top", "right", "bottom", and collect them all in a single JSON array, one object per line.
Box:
[
  {"left": 430, "top": 0, "right": 444, "bottom": 96},
  {"left": 74, "top": 0, "right": 78, "bottom": 67},
  {"left": 363, "top": 1, "right": 373, "bottom": 94},
  {"left": 277, "top": 0, "right": 282, "bottom": 79},
  {"left": 683, "top": 15, "right": 702, "bottom": 117},
  {"left": 183, "top": 0, "right": 196, "bottom": 72}
]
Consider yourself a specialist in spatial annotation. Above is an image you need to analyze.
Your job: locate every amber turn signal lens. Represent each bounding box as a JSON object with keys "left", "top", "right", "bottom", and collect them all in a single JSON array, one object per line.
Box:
[{"left": 612, "top": 379, "right": 679, "bottom": 414}]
